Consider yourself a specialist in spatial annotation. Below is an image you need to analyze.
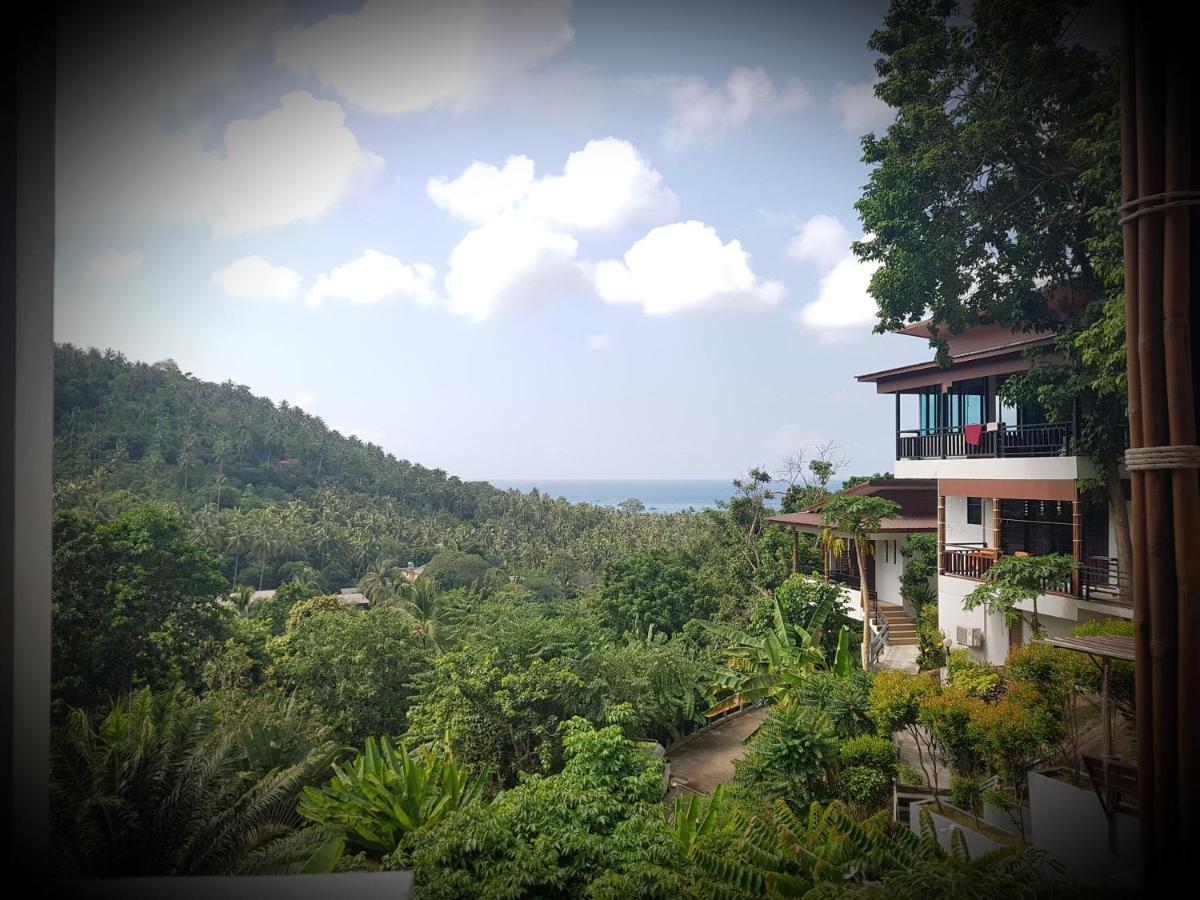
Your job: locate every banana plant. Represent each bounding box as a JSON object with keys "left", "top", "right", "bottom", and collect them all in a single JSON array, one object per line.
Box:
[
  {"left": 668, "top": 784, "right": 724, "bottom": 858},
  {"left": 700, "top": 594, "right": 852, "bottom": 710},
  {"left": 298, "top": 736, "right": 488, "bottom": 857}
]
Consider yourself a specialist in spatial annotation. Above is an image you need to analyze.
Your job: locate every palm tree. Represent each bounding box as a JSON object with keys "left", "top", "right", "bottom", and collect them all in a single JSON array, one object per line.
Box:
[
  {"left": 224, "top": 516, "right": 251, "bottom": 586},
  {"left": 818, "top": 494, "right": 900, "bottom": 671},
  {"left": 251, "top": 519, "right": 284, "bottom": 591},
  {"left": 359, "top": 558, "right": 400, "bottom": 604},
  {"left": 390, "top": 578, "right": 459, "bottom": 654},
  {"left": 50, "top": 686, "right": 339, "bottom": 877},
  {"left": 230, "top": 584, "right": 257, "bottom": 618}
]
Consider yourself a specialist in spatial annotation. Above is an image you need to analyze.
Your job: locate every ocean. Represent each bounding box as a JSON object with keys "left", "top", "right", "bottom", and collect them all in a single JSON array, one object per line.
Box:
[{"left": 487, "top": 478, "right": 739, "bottom": 514}]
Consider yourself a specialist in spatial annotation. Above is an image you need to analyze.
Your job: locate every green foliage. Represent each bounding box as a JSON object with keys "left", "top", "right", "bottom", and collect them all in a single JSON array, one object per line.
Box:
[
  {"left": 950, "top": 774, "right": 987, "bottom": 824},
  {"left": 393, "top": 719, "right": 678, "bottom": 899},
  {"left": 668, "top": 786, "right": 724, "bottom": 858},
  {"left": 52, "top": 504, "right": 230, "bottom": 707},
  {"left": 791, "top": 670, "right": 875, "bottom": 739},
  {"left": 946, "top": 650, "right": 1002, "bottom": 700},
  {"left": 856, "top": 0, "right": 1114, "bottom": 339},
  {"left": 835, "top": 766, "right": 893, "bottom": 815},
  {"left": 751, "top": 574, "right": 852, "bottom": 661},
  {"left": 735, "top": 705, "right": 839, "bottom": 805},
  {"left": 583, "top": 633, "right": 711, "bottom": 744},
  {"left": 702, "top": 592, "right": 845, "bottom": 708},
  {"left": 899, "top": 534, "right": 937, "bottom": 603},
  {"left": 1071, "top": 617, "right": 1135, "bottom": 715},
  {"left": 963, "top": 553, "right": 1075, "bottom": 636},
  {"left": 839, "top": 734, "right": 899, "bottom": 778},
  {"left": 595, "top": 548, "right": 715, "bottom": 635},
  {"left": 421, "top": 550, "right": 493, "bottom": 590},
  {"left": 916, "top": 603, "right": 946, "bottom": 669},
  {"left": 269, "top": 605, "right": 430, "bottom": 745},
  {"left": 50, "top": 686, "right": 338, "bottom": 876},
  {"left": 299, "top": 737, "right": 487, "bottom": 857}
]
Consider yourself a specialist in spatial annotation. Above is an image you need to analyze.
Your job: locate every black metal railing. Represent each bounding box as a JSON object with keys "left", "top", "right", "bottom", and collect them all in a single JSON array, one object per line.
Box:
[
  {"left": 897, "top": 422, "right": 1074, "bottom": 460},
  {"left": 1081, "top": 556, "right": 1132, "bottom": 605}
]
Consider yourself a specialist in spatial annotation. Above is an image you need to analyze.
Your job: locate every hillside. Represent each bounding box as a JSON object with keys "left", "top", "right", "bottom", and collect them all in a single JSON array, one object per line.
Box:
[{"left": 54, "top": 344, "right": 495, "bottom": 518}]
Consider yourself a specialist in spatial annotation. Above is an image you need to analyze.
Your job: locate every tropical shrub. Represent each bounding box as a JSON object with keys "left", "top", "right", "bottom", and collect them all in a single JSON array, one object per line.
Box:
[
  {"left": 392, "top": 718, "right": 680, "bottom": 898},
  {"left": 791, "top": 670, "right": 875, "bottom": 738},
  {"left": 734, "top": 705, "right": 839, "bottom": 805},
  {"left": 916, "top": 603, "right": 946, "bottom": 669},
  {"left": 50, "top": 686, "right": 338, "bottom": 877},
  {"left": 835, "top": 766, "right": 893, "bottom": 815},
  {"left": 963, "top": 553, "right": 1075, "bottom": 637},
  {"left": 946, "top": 649, "right": 1003, "bottom": 700},
  {"left": 838, "top": 734, "right": 898, "bottom": 778},
  {"left": 750, "top": 574, "right": 851, "bottom": 660},
  {"left": 869, "top": 672, "right": 945, "bottom": 799},
  {"left": 595, "top": 548, "right": 714, "bottom": 635},
  {"left": 299, "top": 737, "right": 487, "bottom": 857},
  {"left": 900, "top": 533, "right": 937, "bottom": 603}
]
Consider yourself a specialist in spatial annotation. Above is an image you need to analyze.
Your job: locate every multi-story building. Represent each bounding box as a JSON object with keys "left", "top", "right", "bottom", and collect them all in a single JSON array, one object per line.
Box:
[{"left": 857, "top": 320, "right": 1132, "bottom": 665}]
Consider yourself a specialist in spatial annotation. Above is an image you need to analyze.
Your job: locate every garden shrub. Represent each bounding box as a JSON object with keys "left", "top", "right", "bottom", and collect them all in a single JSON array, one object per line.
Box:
[
  {"left": 946, "top": 649, "right": 1002, "bottom": 700},
  {"left": 838, "top": 734, "right": 897, "bottom": 778},
  {"left": 734, "top": 705, "right": 838, "bottom": 805},
  {"left": 835, "top": 766, "right": 893, "bottom": 815}
]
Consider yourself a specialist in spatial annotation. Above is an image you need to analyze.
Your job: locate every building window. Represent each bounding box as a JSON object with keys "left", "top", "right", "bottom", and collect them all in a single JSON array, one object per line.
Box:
[{"left": 967, "top": 497, "right": 982, "bottom": 526}]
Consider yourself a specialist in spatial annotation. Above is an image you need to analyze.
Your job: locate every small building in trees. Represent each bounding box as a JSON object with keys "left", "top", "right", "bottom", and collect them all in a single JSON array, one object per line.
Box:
[
  {"left": 857, "top": 320, "right": 1133, "bottom": 665},
  {"left": 767, "top": 478, "right": 936, "bottom": 650}
]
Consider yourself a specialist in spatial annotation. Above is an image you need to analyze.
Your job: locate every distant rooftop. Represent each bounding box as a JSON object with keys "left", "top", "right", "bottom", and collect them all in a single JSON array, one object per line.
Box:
[{"left": 766, "top": 478, "right": 937, "bottom": 534}]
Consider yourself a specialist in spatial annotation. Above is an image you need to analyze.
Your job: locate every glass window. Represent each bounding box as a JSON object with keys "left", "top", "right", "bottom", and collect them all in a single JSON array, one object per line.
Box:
[{"left": 967, "top": 497, "right": 982, "bottom": 525}]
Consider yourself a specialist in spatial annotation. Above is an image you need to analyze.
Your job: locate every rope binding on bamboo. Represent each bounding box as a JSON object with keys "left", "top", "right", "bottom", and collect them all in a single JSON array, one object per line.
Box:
[
  {"left": 1117, "top": 189, "right": 1200, "bottom": 225},
  {"left": 1124, "top": 445, "right": 1200, "bottom": 470}
]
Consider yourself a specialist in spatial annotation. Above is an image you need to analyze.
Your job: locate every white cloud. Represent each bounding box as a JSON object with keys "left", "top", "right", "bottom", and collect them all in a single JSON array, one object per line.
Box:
[
  {"left": 211, "top": 256, "right": 301, "bottom": 300},
  {"left": 444, "top": 212, "right": 581, "bottom": 322},
  {"left": 306, "top": 249, "right": 439, "bottom": 308},
  {"left": 831, "top": 80, "right": 894, "bottom": 134},
  {"left": 431, "top": 139, "right": 675, "bottom": 320},
  {"left": 592, "top": 220, "right": 784, "bottom": 315},
  {"left": 795, "top": 254, "right": 882, "bottom": 338},
  {"left": 587, "top": 333, "right": 612, "bottom": 351},
  {"left": 85, "top": 250, "right": 143, "bottom": 280},
  {"left": 275, "top": 0, "right": 574, "bottom": 115},
  {"left": 429, "top": 139, "right": 675, "bottom": 231},
  {"left": 427, "top": 156, "right": 536, "bottom": 225},
  {"left": 661, "top": 67, "right": 811, "bottom": 150},
  {"left": 786, "top": 214, "right": 852, "bottom": 267},
  {"left": 61, "top": 90, "right": 382, "bottom": 234}
]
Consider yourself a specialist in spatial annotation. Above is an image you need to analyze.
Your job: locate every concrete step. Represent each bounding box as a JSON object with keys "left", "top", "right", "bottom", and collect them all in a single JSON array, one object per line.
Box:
[
  {"left": 888, "top": 635, "right": 919, "bottom": 646},
  {"left": 887, "top": 626, "right": 918, "bottom": 636}
]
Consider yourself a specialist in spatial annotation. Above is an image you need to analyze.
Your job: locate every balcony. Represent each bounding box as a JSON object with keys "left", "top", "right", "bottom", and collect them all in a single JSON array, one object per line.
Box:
[
  {"left": 897, "top": 421, "right": 1074, "bottom": 461},
  {"left": 941, "top": 543, "right": 1130, "bottom": 607}
]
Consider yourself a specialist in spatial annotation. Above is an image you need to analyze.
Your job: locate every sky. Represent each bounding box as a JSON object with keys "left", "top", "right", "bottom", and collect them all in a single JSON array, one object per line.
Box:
[{"left": 54, "top": 0, "right": 933, "bottom": 481}]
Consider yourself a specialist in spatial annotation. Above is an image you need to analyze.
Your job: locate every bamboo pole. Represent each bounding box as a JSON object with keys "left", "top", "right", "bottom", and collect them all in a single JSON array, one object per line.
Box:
[
  {"left": 1119, "top": 2, "right": 1154, "bottom": 875},
  {"left": 1161, "top": 19, "right": 1200, "bottom": 846},
  {"left": 1134, "top": 6, "right": 1179, "bottom": 870}
]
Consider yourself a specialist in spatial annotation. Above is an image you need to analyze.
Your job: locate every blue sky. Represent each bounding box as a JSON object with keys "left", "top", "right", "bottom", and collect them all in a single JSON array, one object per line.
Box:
[{"left": 55, "top": 0, "right": 929, "bottom": 480}]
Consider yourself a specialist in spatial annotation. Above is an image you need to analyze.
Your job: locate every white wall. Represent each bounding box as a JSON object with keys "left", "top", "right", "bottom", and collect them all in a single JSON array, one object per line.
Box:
[
  {"left": 872, "top": 536, "right": 906, "bottom": 606},
  {"left": 895, "top": 455, "right": 1094, "bottom": 481},
  {"left": 937, "top": 574, "right": 1078, "bottom": 665},
  {"left": 942, "top": 495, "right": 990, "bottom": 546}
]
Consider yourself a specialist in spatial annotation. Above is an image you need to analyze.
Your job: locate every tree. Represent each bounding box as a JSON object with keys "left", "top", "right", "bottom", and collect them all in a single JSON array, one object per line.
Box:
[
  {"left": 50, "top": 687, "right": 338, "bottom": 876},
  {"left": 617, "top": 497, "right": 646, "bottom": 515},
  {"left": 779, "top": 441, "right": 849, "bottom": 513},
  {"left": 421, "top": 550, "right": 492, "bottom": 591},
  {"left": 52, "top": 505, "right": 229, "bottom": 707},
  {"left": 962, "top": 553, "right": 1075, "bottom": 638},
  {"left": 855, "top": 0, "right": 1128, "bottom": 575},
  {"left": 595, "top": 548, "right": 713, "bottom": 636},
  {"left": 269, "top": 606, "right": 430, "bottom": 745},
  {"left": 734, "top": 705, "right": 839, "bottom": 806},
  {"left": 818, "top": 494, "right": 900, "bottom": 669}
]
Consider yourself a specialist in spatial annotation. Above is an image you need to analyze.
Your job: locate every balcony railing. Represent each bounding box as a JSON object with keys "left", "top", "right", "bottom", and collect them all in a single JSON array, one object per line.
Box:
[
  {"left": 897, "top": 422, "right": 1074, "bottom": 460},
  {"left": 941, "top": 545, "right": 1130, "bottom": 605}
]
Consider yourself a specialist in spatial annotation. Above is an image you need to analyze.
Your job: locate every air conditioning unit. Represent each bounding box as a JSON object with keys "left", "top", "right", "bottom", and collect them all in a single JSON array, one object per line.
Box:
[{"left": 955, "top": 626, "right": 985, "bottom": 648}]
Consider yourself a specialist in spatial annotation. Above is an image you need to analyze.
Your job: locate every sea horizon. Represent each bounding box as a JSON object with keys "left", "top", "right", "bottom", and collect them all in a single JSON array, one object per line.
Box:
[{"left": 487, "top": 477, "right": 796, "bottom": 514}]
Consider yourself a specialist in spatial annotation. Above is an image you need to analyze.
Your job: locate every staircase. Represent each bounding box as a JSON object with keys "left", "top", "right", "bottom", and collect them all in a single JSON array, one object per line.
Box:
[
  {"left": 873, "top": 602, "right": 921, "bottom": 673},
  {"left": 875, "top": 602, "right": 918, "bottom": 646}
]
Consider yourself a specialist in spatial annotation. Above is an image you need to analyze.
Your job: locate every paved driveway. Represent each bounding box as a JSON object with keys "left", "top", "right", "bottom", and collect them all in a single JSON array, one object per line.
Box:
[{"left": 665, "top": 706, "right": 769, "bottom": 798}]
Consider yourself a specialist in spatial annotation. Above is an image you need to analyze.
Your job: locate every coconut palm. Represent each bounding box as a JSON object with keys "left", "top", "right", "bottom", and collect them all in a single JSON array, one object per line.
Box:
[
  {"left": 391, "top": 577, "right": 460, "bottom": 653},
  {"left": 358, "top": 558, "right": 400, "bottom": 605},
  {"left": 50, "top": 686, "right": 339, "bottom": 877}
]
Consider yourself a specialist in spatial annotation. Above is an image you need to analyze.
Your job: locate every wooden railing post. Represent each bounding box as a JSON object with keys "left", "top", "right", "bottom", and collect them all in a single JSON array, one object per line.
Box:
[
  {"left": 1072, "top": 485, "right": 1083, "bottom": 597},
  {"left": 937, "top": 494, "right": 946, "bottom": 575}
]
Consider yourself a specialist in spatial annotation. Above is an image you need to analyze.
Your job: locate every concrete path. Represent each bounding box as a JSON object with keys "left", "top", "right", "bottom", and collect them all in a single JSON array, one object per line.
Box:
[
  {"left": 665, "top": 706, "right": 769, "bottom": 798},
  {"left": 878, "top": 644, "right": 921, "bottom": 673}
]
